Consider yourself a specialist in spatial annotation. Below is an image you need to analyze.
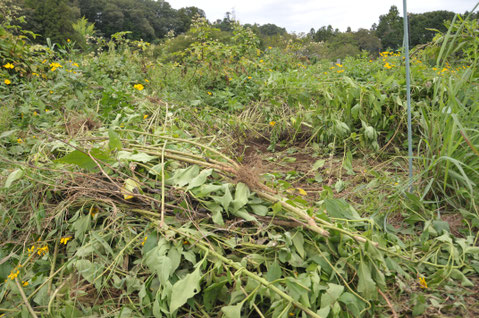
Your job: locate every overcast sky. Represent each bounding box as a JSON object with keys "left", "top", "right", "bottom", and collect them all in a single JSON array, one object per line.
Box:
[{"left": 168, "top": 0, "right": 477, "bottom": 33}]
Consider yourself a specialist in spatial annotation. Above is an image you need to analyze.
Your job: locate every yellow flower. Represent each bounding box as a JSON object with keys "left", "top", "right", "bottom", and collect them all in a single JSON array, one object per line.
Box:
[
  {"left": 3, "top": 63, "right": 14, "bottom": 69},
  {"left": 28, "top": 246, "right": 35, "bottom": 254},
  {"left": 336, "top": 63, "right": 343, "bottom": 67},
  {"left": 32, "top": 72, "right": 39, "bottom": 77},
  {"left": 8, "top": 270, "right": 19, "bottom": 280},
  {"left": 60, "top": 236, "right": 72, "bottom": 245},
  {"left": 394, "top": 182, "right": 399, "bottom": 186},
  {"left": 42, "top": 59, "right": 47, "bottom": 64},
  {"left": 369, "top": 60, "right": 372, "bottom": 62},
  {"left": 49, "top": 90, "right": 53, "bottom": 94},
  {"left": 337, "top": 69, "right": 344, "bottom": 73},
  {"left": 17, "top": 138, "right": 23, "bottom": 143},
  {"left": 141, "top": 236, "right": 147, "bottom": 246},
  {"left": 4, "top": 79, "right": 11, "bottom": 85},
  {"left": 134, "top": 83, "right": 144, "bottom": 91},
  {"left": 22, "top": 281, "right": 29, "bottom": 286},
  {"left": 72, "top": 62, "right": 79, "bottom": 67},
  {"left": 247, "top": 76, "right": 252, "bottom": 79},
  {"left": 143, "top": 114, "right": 149, "bottom": 119},
  {"left": 33, "top": 111, "right": 38, "bottom": 116},
  {"left": 269, "top": 121, "right": 276, "bottom": 127},
  {"left": 418, "top": 276, "right": 427, "bottom": 288},
  {"left": 432, "top": 67, "right": 437, "bottom": 71},
  {"left": 384, "top": 63, "right": 392, "bottom": 69},
  {"left": 268, "top": 46, "right": 272, "bottom": 49},
  {"left": 324, "top": 72, "right": 327, "bottom": 75},
  {"left": 67, "top": 39, "right": 70, "bottom": 43},
  {"left": 207, "top": 91, "right": 212, "bottom": 95},
  {"left": 144, "top": 79, "right": 149, "bottom": 82},
  {"left": 49, "top": 62, "right": 62, "bottom": 71},
  {"left": 37, "top": 245, "right": 49, "bottom": 256},
  {"left": 259, "top": 59, "right": 264, "bottom": 63},
  {"left": 45, "top": 109, "right": 50, "bottom": 112}
]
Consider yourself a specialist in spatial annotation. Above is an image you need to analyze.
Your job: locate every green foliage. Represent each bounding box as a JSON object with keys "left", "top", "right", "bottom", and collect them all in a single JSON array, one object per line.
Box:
[
  {"left": 375, "top": 5, "right": 403, "bottom": 50},
  {"left": 21, "top": 0, "right": 80, "bottom": 44}
]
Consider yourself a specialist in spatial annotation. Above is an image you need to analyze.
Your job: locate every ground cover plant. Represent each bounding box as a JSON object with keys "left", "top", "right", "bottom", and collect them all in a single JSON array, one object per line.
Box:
[{"left": 1, "top": 6, "right": 478, "bottom": 318}]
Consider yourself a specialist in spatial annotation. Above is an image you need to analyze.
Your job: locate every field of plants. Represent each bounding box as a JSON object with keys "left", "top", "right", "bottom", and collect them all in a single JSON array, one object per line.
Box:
[{"left": 1, "top": 7, "right": 479, "bottom": 318}]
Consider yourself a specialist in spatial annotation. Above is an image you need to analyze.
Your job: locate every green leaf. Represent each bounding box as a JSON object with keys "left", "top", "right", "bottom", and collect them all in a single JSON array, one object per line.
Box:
[
  {"left": 231, "top": 208, "right": 256, "bottom": 222},
  {"left": 212, "top": 184, "right": 232, "bottom": 211},
  {"left": 250, "top": 204, "right": 268, "bottom": 216},
  {"left": 186, "top": 169, "right": 212, "bottom": 190},
  {"left": 334, "top": 179, "right": 345, "bottom": 193},
  {"left": 4, "top": 169, "right": 23, "bottom": 188},
  {"left": 357, "top": 261, "right": 377, "bottom": 299},
  {"left": 450, "top": 269, "right": 474, "bottom": 287},
  {"left": 343, "top": 150, "right": 354, "bottom": 175},
  {"left": 313, "top": 159, "right": 326, "bottom": 170},
  {"left": 324, "top": 198, "right": 361, "bottom": 220},
  {"left": 74, "top": 259, "right": 103, "bottom": 285},
  {"left": 33, "top": 284, "right": 49, "bottom": 306},
  {"left": 108, "top": 128, "right": 122, "bottom": 151},
  {"left": 55, "top": 148, "right": 112, "bottom": 171},
  {"left": 412, "top": 294, "right": 426, "bottom": 316},
  {"left": 292, "top": 232, "right": 305, "bottom": 258},
  {"left": 117, "top": 151, "right": 157, "bottom": 163},
  {"left": 221, "top": 300, "right": 245, "bottom": 318},
  {"left": 0, "top": 129, "right": 16, "bottom": 139},
  {"left": 231, "top": 182, "right": 250, "bottom": 212},
  {"left": 170, "top": 259, "right": 204, "bottom": 312},
  {"left": 205, "top": 202, "right": 224, "bottom": 225},
  {"left": 266, "top": 261, "right": 282, "bottom": 282},
  {"left": 203, "top": 280, "right": 227, "bottom": 311},
  {"left": 145, "top": 253, "right": 172, "bottom": 285},
  {"left": 321, "top": 283, "right": 344, "bottom": 308},
  {"left": 170, "top": 165, "right": 200, "bottom": 187},
  {"left": 339, "top": 292, "right": 364, "bottom": 317}
]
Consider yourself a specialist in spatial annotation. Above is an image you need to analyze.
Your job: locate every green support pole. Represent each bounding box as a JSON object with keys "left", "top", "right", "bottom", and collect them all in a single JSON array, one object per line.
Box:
[{"left": 403, "top": 0, "right": 413, "bottom": 191}]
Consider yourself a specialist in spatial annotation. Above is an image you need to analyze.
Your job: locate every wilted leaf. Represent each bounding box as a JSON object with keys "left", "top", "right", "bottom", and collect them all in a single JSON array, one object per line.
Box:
[
  {"left": 4, "top": 169, "right": 23, "bottom": 188},
  {"left": 232, "top": 182, "right": 250, "bottom": 212},
  {"left": 108, "top": 128, "right": 122, "bottom": 151},
  {"left": 357, "top": 261, "right": 376, "bottom": 299},
  {"left": 221, "top": 300, "right": 244, "bottom": 318},
  {"left": 186, "top": 168, "right": 212, "bottom": 190},
  {"left": 170, "top": 260, "right": 203, "bottom": 312},
  {"left": 321, "top": 283, "right": 344, "bottom": 308},
  {"left": 324, "top": 198, "right": 361, "bottom": 220}
]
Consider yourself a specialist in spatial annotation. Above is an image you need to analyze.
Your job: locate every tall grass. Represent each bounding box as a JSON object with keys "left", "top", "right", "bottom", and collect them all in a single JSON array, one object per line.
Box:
[{"left": 417, "top": 8, "right": 479, "bottom": 221}]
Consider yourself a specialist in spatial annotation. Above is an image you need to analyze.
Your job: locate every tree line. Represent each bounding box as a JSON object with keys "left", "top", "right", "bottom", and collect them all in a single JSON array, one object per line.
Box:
[{"left": 10, "top": 0, "right": 478, "bottom": 56}]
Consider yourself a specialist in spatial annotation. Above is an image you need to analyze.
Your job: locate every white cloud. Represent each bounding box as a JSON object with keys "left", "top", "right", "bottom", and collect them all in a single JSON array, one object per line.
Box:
[{"left": 167, "top": 0, "right": 477, "bottom": 32}]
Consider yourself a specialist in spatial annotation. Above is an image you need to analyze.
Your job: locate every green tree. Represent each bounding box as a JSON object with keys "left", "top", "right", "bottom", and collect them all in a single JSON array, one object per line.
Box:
[
  {"left": 312, "top": 25, "right": 338, "bottom": 42},
  {"left": 375, "top": 5, "right": 403, "bottom": 50},
  {"left": 176, "top": 6, "right": 205, "bottom": 34},
  {"left": 353, "top": 28, "right": 381, "bottom": 55},
  {"left": 409, "top": 10, "right": 455, "bottom": 46},
  {"left": 21, "top": 0, "right": 80, "bottom": 43}
]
